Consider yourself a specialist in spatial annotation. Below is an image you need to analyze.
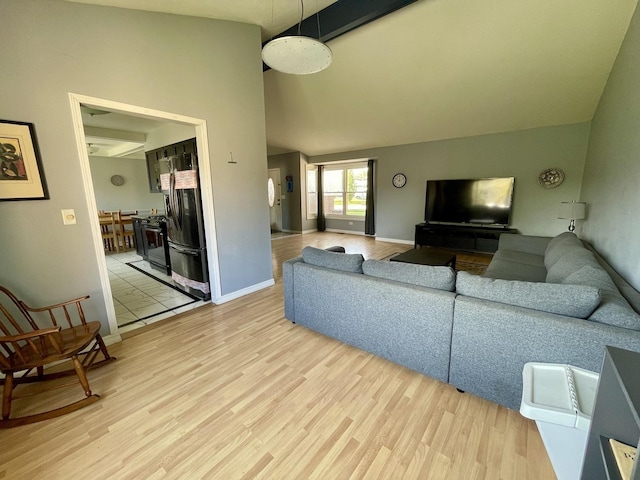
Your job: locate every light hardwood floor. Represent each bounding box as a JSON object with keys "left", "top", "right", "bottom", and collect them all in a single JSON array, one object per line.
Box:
[{"left": 0, "top": 233, "right": 555, "bottom": 479}]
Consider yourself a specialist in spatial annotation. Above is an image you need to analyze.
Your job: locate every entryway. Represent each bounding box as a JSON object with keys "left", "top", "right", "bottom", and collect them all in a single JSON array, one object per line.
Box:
[
  {"left": 69, "top": 93, "right": 222, "bottom": 337},
  {"left": 268, "top": 168, "right": 283, "bottom": 233}
]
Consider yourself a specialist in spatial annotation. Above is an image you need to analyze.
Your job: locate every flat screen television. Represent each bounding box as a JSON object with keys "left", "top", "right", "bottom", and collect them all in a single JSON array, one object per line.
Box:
[{"left": 425, "top": 177, "right": 515, "bottom": 226}]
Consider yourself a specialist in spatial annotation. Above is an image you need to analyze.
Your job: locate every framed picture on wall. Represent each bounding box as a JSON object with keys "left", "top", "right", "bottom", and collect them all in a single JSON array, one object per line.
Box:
[{"left": 0, "top": 120, "right": 49, "bottom": 201}]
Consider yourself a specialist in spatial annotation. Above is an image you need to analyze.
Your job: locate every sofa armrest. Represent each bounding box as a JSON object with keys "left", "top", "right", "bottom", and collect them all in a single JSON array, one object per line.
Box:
[
  {"left": 498, "top": 234, "right": 551, "bottom": 256},
  {"left": 283, "top": 256, "right": 304, "bottom": 321}
]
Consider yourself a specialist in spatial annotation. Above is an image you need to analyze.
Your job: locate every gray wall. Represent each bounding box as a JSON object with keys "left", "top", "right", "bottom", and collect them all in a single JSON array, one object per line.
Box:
[
  {"left": 0, "top": 0, "right": 272, "bottom": 330},
  {"left": 581, "top": 2, "right": 640, "bottom": 290},
  {"left": 311, "top": 123, "right": 590, "bottom": 241},
  {"left": 267, "top": 152, "right": 302, "bottom": 232},
  {"left": 89, "top": 155, "right": 164, "bottom": 213},
  {"left": 299, "top": 153, "right": 317, "bottom": 233}
]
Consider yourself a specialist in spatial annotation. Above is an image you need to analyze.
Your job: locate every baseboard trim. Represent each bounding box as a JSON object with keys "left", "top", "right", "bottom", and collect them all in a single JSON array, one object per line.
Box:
[
  {"left": 213, "top": 279, "right": 275, "bottom": 305},
  {"left": 376, "top": 237, "right": 414, "bottom": 245},
  {"left": 301, "top": 229, "right": 318, "bottom": 234},
  {"left": 326, "top": 228, "right": 365, "bottom": 236},
  {"left": 103, "top": 332, "right": 123, "bottom": 345}
]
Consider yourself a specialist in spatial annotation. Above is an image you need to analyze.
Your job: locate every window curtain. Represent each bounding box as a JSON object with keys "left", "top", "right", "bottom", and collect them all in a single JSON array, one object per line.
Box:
[
  {"left": 317, "top": 165, "right": 326, "bottom": 232},
  {"left": 365, "top": 159, "right": 375, "bottom": 235}
]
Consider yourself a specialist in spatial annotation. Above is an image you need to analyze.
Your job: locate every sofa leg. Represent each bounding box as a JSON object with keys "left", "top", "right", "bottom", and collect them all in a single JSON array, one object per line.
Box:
[{"left": 456, "top": 388, "right": 465, "bottom": 393}]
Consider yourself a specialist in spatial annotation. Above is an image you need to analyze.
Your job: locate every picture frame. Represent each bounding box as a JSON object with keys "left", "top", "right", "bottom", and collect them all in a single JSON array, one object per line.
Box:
[{"left": 0, "top": 120, "right": 49, "bottom": 201}]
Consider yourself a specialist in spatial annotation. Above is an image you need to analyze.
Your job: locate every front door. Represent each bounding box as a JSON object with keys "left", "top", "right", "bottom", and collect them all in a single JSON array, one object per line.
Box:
[{"left": 268, "top": 168, "right": 282, "bottom": 232}]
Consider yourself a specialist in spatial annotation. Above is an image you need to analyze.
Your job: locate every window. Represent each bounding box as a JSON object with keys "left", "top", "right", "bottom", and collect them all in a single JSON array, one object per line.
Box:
[
  {"left": 323, "top": 163, "right": 368, "bottom": 218},
  {"left": 306, "top": 166, "right": 317, "bottom": 219}
]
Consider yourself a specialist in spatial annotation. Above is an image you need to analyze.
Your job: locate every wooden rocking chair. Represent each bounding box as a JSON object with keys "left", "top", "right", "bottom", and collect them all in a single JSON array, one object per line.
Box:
[{"left": 0, "top": 286, "right": 115, "bottom": 428}]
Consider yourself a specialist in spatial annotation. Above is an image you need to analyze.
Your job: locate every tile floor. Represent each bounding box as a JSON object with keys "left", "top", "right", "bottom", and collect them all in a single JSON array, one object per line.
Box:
[{"left": 105, "top": 251, "right": 208, "bottom": 333}]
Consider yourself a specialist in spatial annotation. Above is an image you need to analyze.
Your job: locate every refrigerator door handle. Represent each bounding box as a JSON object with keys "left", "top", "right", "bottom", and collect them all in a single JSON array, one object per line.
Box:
[
  {"left": 171, "top": 245, "right": 199, "bottom": 256},
  {"left": 169, "top": 170, "right": 183, "bottom": 231}
]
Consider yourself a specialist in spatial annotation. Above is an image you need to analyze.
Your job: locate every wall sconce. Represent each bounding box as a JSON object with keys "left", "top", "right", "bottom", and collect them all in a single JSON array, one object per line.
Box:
[{"left": 558, "top": 201, "right": 586, "bottom": 232}]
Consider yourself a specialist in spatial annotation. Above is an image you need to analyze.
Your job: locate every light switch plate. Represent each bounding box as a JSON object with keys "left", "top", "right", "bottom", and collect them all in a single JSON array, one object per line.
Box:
[{"left": 61, "top": 209, "right": 76, "bottom": 225}]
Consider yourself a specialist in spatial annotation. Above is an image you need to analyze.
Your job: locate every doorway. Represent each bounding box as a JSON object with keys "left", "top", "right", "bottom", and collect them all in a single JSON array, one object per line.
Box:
[
  {"left": 268, "top": 168, "right": 283, "bottom": 233},
  {"left": 69, "top": 93, "right": 221, "bottom": 337}
]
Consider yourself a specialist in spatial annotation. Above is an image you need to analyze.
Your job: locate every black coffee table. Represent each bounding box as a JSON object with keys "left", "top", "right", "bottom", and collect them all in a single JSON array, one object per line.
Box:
[{"left": 390, "top": 248, "right": 456, "bottom": 269}]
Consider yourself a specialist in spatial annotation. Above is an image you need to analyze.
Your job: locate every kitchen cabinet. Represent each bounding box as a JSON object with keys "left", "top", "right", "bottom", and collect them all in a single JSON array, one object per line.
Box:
[{"left": 145, "top": 138, "right": 197, "bottom": 193}]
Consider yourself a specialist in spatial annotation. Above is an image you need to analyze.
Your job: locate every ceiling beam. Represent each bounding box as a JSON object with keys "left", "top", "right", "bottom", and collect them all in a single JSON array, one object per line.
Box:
[{"left": 263, "top": 0, "right": 417, "bottom": 71}]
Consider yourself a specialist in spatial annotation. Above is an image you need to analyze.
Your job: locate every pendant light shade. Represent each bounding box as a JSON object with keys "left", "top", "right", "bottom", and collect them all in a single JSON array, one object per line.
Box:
[
  {"left": 262, "top": 0, "right": 332, "bottom": 75},
  {"left": 262, "top": 36, "right": 332, "bottom": 75}
]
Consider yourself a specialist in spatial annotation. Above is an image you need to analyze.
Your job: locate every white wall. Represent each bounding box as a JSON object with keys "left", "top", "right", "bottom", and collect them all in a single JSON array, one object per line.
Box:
[
  {"left": 581, "top": 2, "right": 640, "bottom": 290},
  {"left": 89, "top": 155, "right": 164, "bottom": 213},
  {"left": 311, "top": 123, "right": 591, "bottom": 241},
  {"left": 0, "top": 0, "right": 272, "bottom": 332}
]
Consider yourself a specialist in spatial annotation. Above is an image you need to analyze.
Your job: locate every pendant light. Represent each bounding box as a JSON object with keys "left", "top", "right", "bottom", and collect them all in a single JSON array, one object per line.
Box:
[{"left": 262, "top": 0, "right": 333, "bottom": 75}]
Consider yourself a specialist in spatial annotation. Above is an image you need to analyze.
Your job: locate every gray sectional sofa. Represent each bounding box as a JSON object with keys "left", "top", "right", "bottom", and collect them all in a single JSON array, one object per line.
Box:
[{"left": 283, "top": 233, "right": 640, "bottom": 410}]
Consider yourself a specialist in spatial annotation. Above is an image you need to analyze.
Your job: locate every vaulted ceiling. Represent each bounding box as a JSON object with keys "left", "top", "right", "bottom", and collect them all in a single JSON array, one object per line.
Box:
[{"left": 63, "top": 0, "right": 639, "bottom": 156}]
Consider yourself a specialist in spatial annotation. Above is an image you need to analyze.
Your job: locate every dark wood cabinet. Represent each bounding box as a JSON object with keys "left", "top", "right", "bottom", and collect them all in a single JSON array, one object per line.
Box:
[
  {"left": 414, "top": 223, "right": 517, "bottom": 253},
  {"left": 145, "top": 138, "right": 197, "bottom": 193}
]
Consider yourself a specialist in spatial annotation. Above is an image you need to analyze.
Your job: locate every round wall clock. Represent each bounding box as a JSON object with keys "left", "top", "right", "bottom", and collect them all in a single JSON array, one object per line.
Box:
[
  {"left": 538, "top": 168, "right": 565, "bottom": 189},
  {"left": 392, "top": 173, "right": 407, "bottom": 188},
  {"left": 110, "top": 174, "right": 125, "bottom": 186}
]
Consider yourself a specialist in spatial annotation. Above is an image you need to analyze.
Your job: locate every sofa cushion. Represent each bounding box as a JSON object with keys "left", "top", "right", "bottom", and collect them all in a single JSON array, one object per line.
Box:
[
  {"left": 456, "top": 271, "right": 601, "bottom": 318},
  {"left": 302, "top": 246, "right": 364, "bottom": 273},
  {"left": 483, "top": 258, "right": 547, "bottom": 282},
  {"left": 362, "top": 259, "right": 455, "bottom": 291},
  {"left": 492, "top": 249, "right": 546, "bottom": 268},
  {"left": 544, "top": 232, "right": 584, "bottom": 270},
  {"left": 545, "top": 231, "right": 580, "bottom": 256},
  {"left": 545, "top": 248, "right": 599, "bottom": 283},
  {"left": 562, "top": 265, "right": 640, "bottom": 331}
]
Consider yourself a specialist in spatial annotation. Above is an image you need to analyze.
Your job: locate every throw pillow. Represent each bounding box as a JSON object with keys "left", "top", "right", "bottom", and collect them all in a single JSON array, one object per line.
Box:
[
  {"left": 362, "top": 260, "right": 455, "bottom": 291},
  {"left": 456, "top": 271, "right": 601, "bottom": 318},
  {"left": 302, "top": 246, "right": 364, "bottom": 273},
  {"left": 562, "top": 265, "right": 640, "bottom": 331}
]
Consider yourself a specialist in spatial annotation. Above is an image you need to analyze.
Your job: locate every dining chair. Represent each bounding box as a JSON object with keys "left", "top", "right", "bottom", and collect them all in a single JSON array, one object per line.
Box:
[
  {"left": 117, "top": 210, "right": 137, "bottom": 250},
  {"left": 98, "top": 212, "right": 118, "bottom": 253},
  {"left": 0, "top": 286, "right": 115, "bottom": 428}
]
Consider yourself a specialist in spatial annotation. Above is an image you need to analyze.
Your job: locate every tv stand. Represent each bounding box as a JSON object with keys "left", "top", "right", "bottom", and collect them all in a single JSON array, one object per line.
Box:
[{"left": 415, "top": 223, "right": 518, "bottom": 253}]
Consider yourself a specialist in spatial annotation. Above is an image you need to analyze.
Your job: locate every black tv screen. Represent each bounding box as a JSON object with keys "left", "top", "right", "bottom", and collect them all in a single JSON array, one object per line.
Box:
[{"left": 425, "top": 177, "right": 514, "bottom": 226}]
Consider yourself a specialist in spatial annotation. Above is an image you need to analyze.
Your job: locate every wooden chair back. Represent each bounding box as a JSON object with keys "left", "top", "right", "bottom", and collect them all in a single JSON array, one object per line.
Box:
[
  {"left": 99, "top": 212, "right": 118, "bottom": 253},
  {"left": 117, "top": 210, "right": 137, "bottom": 250}
]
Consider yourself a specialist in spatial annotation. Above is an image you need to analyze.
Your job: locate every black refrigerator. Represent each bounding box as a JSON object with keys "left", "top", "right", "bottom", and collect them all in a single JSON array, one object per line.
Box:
[{"left": 160, "top": 152, "right": 210, "bottom": 300}]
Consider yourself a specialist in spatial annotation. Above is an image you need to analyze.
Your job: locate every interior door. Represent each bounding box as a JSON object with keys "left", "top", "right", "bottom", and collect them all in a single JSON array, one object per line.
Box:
[{"left": 268, "top": 168, "right": 282, "bottom": 232}]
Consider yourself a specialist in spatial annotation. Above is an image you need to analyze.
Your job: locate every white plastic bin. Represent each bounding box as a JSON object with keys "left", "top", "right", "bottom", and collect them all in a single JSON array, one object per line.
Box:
[{"left": 520, "top": 363, "right": 599, "bottom": 480}]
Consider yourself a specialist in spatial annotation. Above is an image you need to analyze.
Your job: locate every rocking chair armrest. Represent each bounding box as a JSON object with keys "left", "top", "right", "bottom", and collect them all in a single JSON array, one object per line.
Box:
[
  {"left": 0, "top": 326, "right": 62, "bottom": 343},
  {"left": 19, "top": 295, "right": 91, "bottom": 328},
  {"left": 20, "top": 295, "right": 91, "bottom": 313}
]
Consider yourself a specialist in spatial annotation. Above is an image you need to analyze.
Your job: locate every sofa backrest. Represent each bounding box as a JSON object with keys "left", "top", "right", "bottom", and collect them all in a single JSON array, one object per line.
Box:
[
  {"left": 456, "top": 271, "right": 601, "bottom": 318},
  {"left": 542, "top": 233, "right": 640, "bottom": 331},
  {"left": 362, "top": 259, "right": 456, "bottom": 292},
  {"left": 301, "top": 246, "right": 364, "bottom": 273}
]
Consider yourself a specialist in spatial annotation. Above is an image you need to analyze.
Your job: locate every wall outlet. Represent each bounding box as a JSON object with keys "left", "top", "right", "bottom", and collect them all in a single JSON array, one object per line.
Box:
[{"left": 61, "top": 209, "right": 77, "bottom": 225}]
